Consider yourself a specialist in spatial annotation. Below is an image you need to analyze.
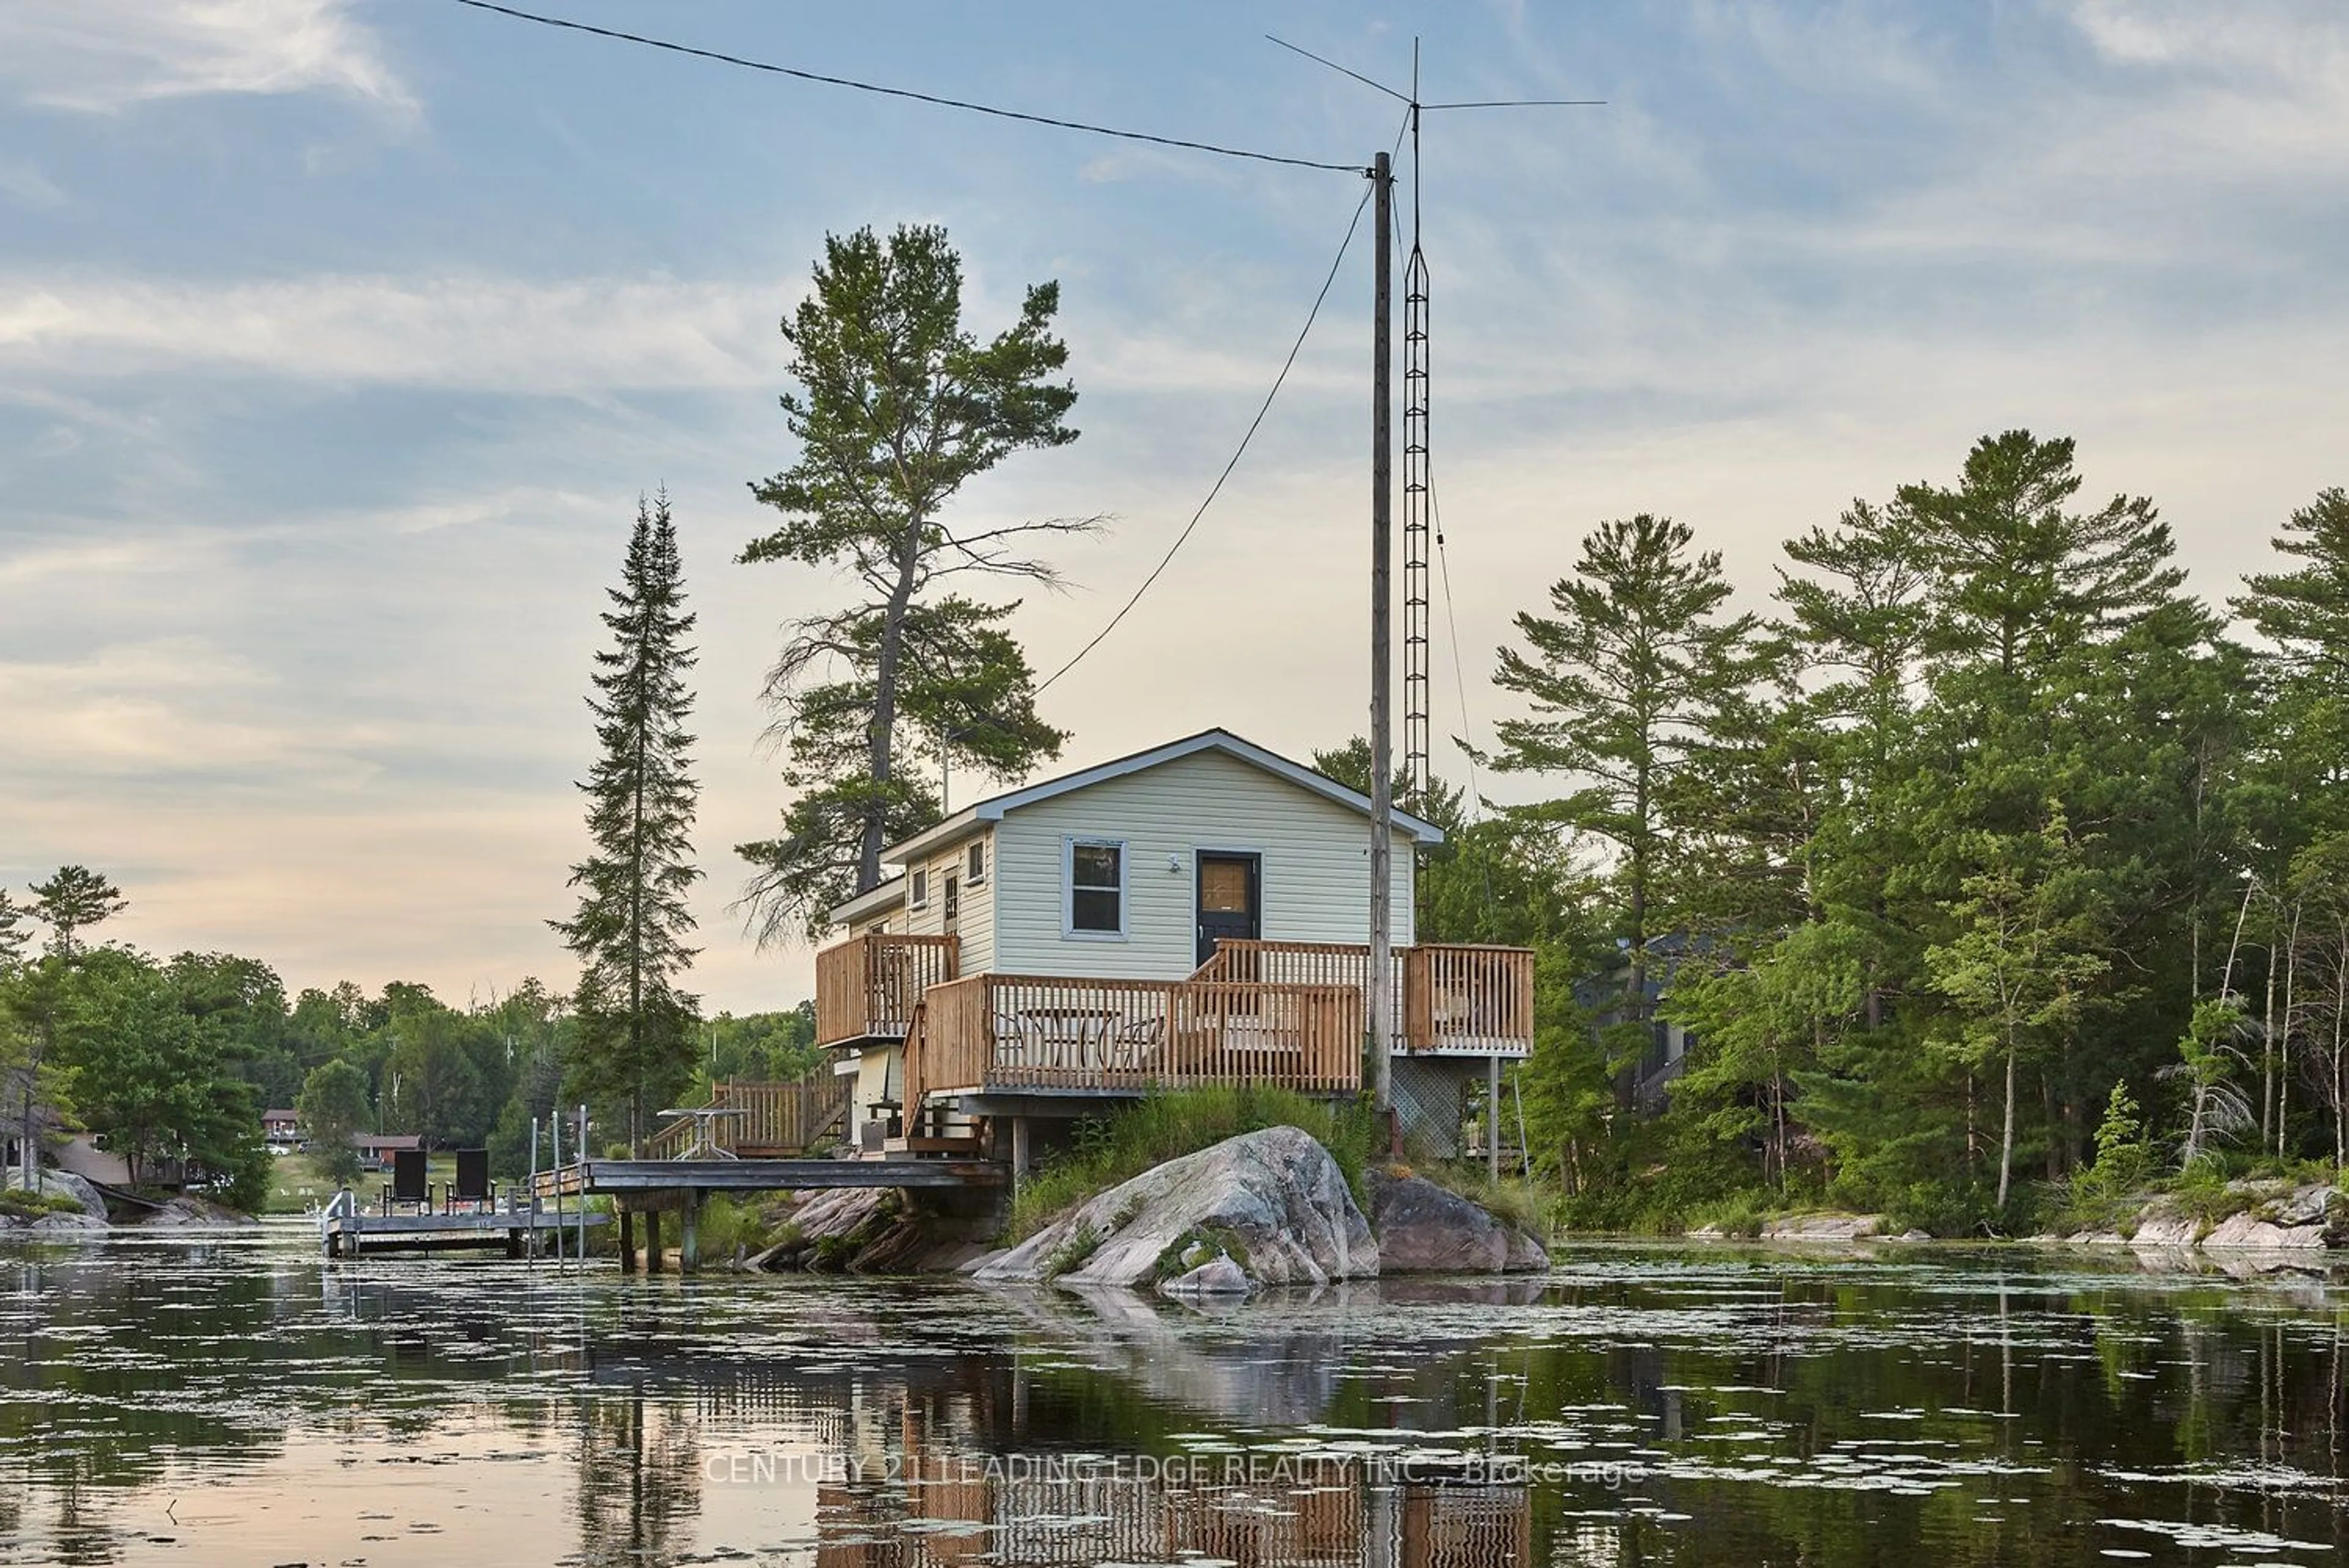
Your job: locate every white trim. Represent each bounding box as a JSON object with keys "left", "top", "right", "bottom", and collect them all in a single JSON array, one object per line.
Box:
[
  {"left": 1062, "top": 835, "right": 1129, "bottom": 941},
  {"left": 966, "top": 840, "right": 987, "bottom": 886},
  {"left": 827, "top": 874, "right": 905, "bottom": 927},
  {"left": 883, "top": 728, "right": 1444, "bottom": 863}
]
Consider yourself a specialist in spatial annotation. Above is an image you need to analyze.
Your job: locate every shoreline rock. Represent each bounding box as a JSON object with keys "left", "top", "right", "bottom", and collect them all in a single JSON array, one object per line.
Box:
[
  {"left": 1365, "top": 1170, "right": 1548, "bottom": 1273},
  {"left": 974, "top": 1125, "right": 1378, "bottom": 1292}
]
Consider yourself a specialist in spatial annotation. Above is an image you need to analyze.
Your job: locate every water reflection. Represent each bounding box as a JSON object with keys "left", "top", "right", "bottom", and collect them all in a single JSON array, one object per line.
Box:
[{"left": 0, "top": 1229, "right": 2345, "bottom": 1566}]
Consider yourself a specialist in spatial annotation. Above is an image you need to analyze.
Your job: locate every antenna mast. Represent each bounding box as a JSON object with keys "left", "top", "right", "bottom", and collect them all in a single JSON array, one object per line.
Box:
[{"left": 1401, "top": 50, "right": 1431, "bottom": 813}]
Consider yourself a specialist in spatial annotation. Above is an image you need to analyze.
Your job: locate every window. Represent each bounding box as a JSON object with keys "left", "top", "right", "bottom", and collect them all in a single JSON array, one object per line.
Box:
[
  {"left": 1066, "top": 839, "right": 1125, "bottom": 936},
  {"left": 943, "top": 873, "right": 960, "bottom": 923},
  {"left": 910, "top": 869, "right": 928, "bottom": 909},
  {"left": 967, "top": 841, "right": 986, "bottom": 885}
]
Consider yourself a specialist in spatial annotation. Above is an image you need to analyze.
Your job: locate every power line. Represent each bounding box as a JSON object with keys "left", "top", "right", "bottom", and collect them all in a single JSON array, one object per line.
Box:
[
  {"left": 1429, "top": 480, "right": 1487, "bottom": 820},
  {"left": 1036, "top": 180, "right": 1375, "bottom": 695},
  {"left": 453, "top": 1, "right": 1363, "bottom": 174}
]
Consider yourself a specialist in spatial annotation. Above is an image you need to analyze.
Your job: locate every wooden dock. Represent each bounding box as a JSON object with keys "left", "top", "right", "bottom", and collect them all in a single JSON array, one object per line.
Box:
[
  {"left": 321, "top": 1198, "right": 603, "bottom": 1258},
  {"left": 530, "top": 1157, "right": 1006, "bottom": 1199}
]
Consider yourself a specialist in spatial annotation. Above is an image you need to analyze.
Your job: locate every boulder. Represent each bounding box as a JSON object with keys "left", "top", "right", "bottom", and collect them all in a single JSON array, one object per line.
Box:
[
  {"left": 2266, "top": 1184, "right": 2339, "bottom": 1229},
  {"left": 1761, "top": 1213, "right": 1883, "bottom": 1242},
  {"left": 24, "top": 1210, "right": 109, "bottom": 1234},
  {"left": 2202, "top": 1211, "right": 2327, "bottom": 1250},
  {"left": 2129, "top": 1213, "right": 2199, "bottom": 1249},
  {"left": 1160, "top": 1255, "right": 1252, "bottom": 1298},
  {"left": 7, "top": 1169, "right": 110, "bottom": 1221},
  {"left": 974, "top": 1126, "right": 1376, "bottom": 1290},
  {"left": 1365, "top": 1171, "right": 1548, "bottom": 1274}
]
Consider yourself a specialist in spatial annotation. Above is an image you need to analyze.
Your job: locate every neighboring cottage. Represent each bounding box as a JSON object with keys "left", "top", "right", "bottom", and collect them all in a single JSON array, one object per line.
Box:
[
  {"left": 261, "top": 1109, "right": 303, "bottom": 1151},
  {"left": 350, "top": 1132, "right": 424, "bottom": 1172},
  {"left": 814, "top": 729, "right": 1534, "bottom": 1165}
]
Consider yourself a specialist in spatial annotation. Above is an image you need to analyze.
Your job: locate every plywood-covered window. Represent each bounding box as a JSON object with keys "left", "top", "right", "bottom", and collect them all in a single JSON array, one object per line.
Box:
[{"left": 1065, "top": 839, "right": 1125, "bottom": 937}]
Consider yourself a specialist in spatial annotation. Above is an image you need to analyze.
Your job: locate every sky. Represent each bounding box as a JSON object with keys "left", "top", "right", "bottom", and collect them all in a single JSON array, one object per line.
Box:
[{"left": 3, "top": 1, "right": 2346, "bottom": 1016}]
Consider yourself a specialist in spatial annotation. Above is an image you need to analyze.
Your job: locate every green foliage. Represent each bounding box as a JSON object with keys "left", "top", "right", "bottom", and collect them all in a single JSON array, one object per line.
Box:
[
  {"left": 28, "top": 865, "right": 127, "bottom": 959},
  {"left": 297, "top": 1059, "right": 371, "bottom": 1184},
  {"left": 2088, "top": 1080, "right": 2152, "bottom": 1194},
  {"left": 551, "top": 491, "right": 704, "bottom": 1152},
  {"left": 737, "top": 223, "right": 1087, "bottom": 942},
  {"left": 1006, "top": 1086, "right": 1375, "bottom": 1243},
  {"left": 1041, "top": 1221, "right": 1104, "bottom": 1279}
]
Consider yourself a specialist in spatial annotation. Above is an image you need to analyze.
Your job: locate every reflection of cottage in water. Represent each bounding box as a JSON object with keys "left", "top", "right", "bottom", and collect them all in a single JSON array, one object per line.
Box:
[{"left": 812, "top": 1395, "right": 1531, "bottom": 1568}]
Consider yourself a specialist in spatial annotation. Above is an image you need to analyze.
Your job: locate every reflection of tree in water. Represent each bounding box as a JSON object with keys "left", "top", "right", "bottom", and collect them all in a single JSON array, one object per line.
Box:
[{"left": 572, "top": 1386, "right": 701, "bottom": 1568}]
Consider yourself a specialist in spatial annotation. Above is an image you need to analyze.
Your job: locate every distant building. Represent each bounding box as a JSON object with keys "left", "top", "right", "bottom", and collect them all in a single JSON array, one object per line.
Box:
[
  {"left": 261, "top": 1109, "right": 303, "bottom": 1151},
  {"left": 350, "top": 1132, "right": 424, "bottom": 1171}
]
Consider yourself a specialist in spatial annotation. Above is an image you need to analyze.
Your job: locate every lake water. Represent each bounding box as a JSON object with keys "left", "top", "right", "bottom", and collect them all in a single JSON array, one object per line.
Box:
[{"left": 2, "top": 1222, "right": 2343, "bottom": 1566}]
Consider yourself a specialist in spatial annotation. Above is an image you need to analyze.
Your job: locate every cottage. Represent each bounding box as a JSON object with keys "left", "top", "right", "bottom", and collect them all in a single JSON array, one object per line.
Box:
[
  {"left": 349, "top": 1132, "right": 424, "bottom": 1172},
  {"left": 261, "top": 1109, "right": 304, "bottom": 1151},
  {"left": 814, "top": 729, "right": 1534, "bottom": 1162}
]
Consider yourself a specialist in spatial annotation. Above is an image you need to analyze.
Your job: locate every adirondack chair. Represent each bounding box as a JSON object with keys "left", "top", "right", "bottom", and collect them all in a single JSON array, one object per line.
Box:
[
  {"left": 384, "top": 1148, "right": 429, "bottom": 1214},
  {"left": 447, "top": 1148, "right": 495, "bottom": 1213}
]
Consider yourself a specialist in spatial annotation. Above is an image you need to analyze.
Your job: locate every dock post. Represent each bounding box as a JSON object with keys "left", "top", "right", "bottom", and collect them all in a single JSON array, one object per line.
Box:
[
  {"left": 1488, "top": 1053, "right": 1502, "bottom": 1181},
  {"left": 680, "top": 1192, "right": 700, "bottom": 1275},
  {"left": 646, "top": 1209, "right": 664, "bottom": 1274},
  {"left": 1011, "top": 1116, "right": 1030, "bottom": 1197},
  {"left": 619, "top": 1208, "right": 637, "bottom": 1273}
]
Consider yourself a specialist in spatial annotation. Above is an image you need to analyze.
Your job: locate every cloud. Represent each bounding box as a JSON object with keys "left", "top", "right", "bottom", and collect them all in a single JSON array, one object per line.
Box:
[
  {"left": 0, "top": 157, "right": 65, "bottom": 207},
  {"left": 0, "top": 0, "right": 412, "bottom": 114},
  {"left": 0, "top": 273, "right": 780, "bottom": 393}
]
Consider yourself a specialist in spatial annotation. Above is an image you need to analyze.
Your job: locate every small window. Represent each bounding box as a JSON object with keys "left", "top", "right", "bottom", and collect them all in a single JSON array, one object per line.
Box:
[
  {"left": 1067, "top": 839, "right": 1124, "bottom": 935},
  {"left": 909, "top": 869, "right": 928, "bottom": 909},
  {"left": 967, "top": 841, "right": 986, "bottom": 885},
  {"left": 943, "top": 874, "right": 960, "bottom": 922}
]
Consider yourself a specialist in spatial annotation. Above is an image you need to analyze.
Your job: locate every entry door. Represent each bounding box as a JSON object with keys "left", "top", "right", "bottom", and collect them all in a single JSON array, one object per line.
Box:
[{"left": 1195, "top": 853, "right": 1261, "bottom": 967}]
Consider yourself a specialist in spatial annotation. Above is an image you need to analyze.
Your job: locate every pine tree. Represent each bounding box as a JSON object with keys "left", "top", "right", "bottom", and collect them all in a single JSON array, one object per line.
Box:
[
  {"left": 1489, "top": 514, "right": 1762, "bottom": 1028},
  {"left": 735, "top": 224, "right": 1093, "bottom": 943},
  {"left": 552, "top": 491, "right": 702, "bottom": 1153},
  {"left": 29, "top": 865, "right": 127, "bottom": 959}
]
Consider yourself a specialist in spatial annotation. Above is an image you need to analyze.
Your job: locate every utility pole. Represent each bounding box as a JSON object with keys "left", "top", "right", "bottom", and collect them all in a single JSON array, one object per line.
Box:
[{"left": 1368, "top": 150, "right": 1395, "bottom": 1126}]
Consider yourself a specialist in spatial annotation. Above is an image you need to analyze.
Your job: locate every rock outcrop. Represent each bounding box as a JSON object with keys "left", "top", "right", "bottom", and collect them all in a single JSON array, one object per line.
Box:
[
  {"left": 1365, "top": 1170, "right": 1548, "bottom": 1273},
  {"left": 973, "top": 1125, "right": 1377, "bottom": 1292},
  {"left": 6, "top": 1169, "right": 110, "bottom": 1221}
]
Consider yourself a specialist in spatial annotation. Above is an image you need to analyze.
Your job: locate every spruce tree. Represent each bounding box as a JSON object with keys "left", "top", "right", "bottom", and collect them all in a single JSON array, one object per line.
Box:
[{"left": 552, "top": 491, "right": 702, "bottom": 1153}]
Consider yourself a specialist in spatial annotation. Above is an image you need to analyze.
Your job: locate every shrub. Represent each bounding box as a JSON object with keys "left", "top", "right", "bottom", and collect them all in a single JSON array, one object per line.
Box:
[{"left": 1042, "top": 1222, "right": 1104, "bottom": 1279}]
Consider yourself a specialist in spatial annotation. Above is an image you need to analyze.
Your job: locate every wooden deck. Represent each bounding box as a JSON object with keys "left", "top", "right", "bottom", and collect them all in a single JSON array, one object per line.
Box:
[
  {"left": 529, "top": 1157, "right": 1004, "bottom": 1199},
  {"left": 1199, "top": 940, "right": 1535, "bottom": 1055},
  {"left": 817, "top": 932, "right": 959, "bottom": 1045},
  {"left": 909, "top": 972, "right": 1364, "bottom": 1105},
  {"left": 643, "top": 1075, "right": 853, "bottom": 1159}
]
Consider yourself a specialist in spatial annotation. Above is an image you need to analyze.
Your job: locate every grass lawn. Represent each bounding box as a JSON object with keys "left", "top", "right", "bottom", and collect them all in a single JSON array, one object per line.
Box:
[{"left": 261, "top": 1151, "right": 473, "bottom": 1214}]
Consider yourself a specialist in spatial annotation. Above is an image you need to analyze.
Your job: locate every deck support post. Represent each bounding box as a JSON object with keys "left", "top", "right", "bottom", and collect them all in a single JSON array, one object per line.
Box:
[
  {"left": 646, "top": 1209, "right": 664, "bottom": 1274},
  {"left": 1488, "top": 1053, "right": 1502, "bottom": 1181},
  {"left": 618, "top": 1208, "right": 637, "bottom": 1273},
  {"left": 680, "top": 1192, "right": 702, "bottom": 1274},
  {"left": 1010, "top": 1117, "right": 1030, "bottom": 1197}
]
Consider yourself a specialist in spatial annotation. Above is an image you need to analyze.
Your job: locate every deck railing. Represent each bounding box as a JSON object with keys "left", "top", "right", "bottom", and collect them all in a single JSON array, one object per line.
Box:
[
  {"left": 644, "top": 1075, "right": 853, "bottom": 1159},
  {"left": 815, "top": 932, "right": 959, "bottom": 1046},
  {"left": 910, "top": 973, "right": 1362, "bottom": 1102},
  {"left": 1203, "top": 940, "right": 1534, "bottom": 1053}
]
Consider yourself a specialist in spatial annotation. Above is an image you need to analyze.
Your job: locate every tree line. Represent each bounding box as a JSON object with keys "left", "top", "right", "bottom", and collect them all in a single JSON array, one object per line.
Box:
[{"left": 1387, "top": 436, "right": 2349, "bottom": 1233}]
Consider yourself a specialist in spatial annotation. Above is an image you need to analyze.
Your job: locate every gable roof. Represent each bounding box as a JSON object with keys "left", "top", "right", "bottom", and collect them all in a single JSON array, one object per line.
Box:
[{"left": 883, "top": 727, "right": 1444, "bottom": 864}]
